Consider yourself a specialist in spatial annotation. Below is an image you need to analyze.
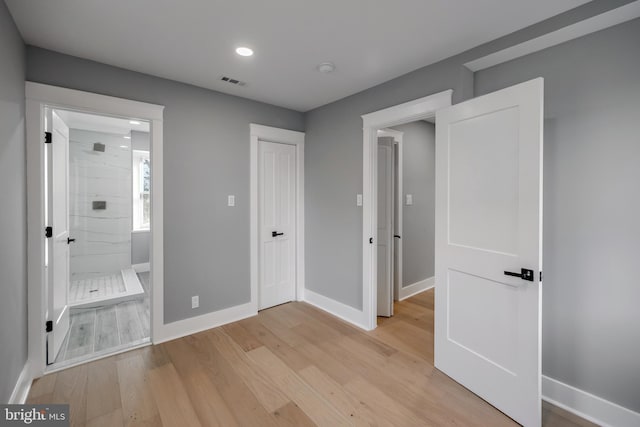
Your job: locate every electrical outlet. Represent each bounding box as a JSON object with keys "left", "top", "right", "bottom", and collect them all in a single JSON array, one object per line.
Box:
[
  {"left": 356, "top": 194, "right": 363, "bottom": 206},
  {"left": 228, "top": 195, "right": 235, "bottom": 207},
  {"left": 191, "top": 295, "right": 199, "bottom": 309},
  {"left": 406, "top": 194, "right": 413, "bottom": 205}
]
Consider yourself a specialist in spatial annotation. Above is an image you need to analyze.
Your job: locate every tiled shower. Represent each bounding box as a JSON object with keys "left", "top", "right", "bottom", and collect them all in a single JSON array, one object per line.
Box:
[{"left": 68, "top": 128, "right": 142, "bottom": 307}]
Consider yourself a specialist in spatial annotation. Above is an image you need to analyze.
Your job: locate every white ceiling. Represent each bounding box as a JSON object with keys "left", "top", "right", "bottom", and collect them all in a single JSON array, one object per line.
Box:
[
  {"left": 7, "top": 0, "right": 589, "bottom": 112},
  {"left": 54, "top": 109, "right": 150, "bottom": 135}
]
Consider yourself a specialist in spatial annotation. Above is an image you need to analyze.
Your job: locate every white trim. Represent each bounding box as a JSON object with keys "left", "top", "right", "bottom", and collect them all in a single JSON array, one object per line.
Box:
[
  {"left": 361, "top": 90, "right": 453, "bottom": 331},
  {"left": 377, "top": 129, "right": 404, "bottom": 302},
  {"left": 25, "top": 82, "right": 164, "bottom": 120},
  {"left": 25, "top": 82, "right": 164, "bottom": 378},
  {"left": 132, "top": 262, "right": 151, "bottom": 273},
  {"left": 250, "top": 124, "right": 306, "bottom": 311},
  {"left": 8, "top": 362, "right": 33, "bottom": 404},
  {"left": 44, "top": 340, "right": 150, "bottom": 374},
  {"left": 465, "top": 1, "right": 640, "bottom": 72},
  {"left": 303, "top": 289, "right": 369, "bottom": 331},
  {"left": 154, "top": 302, "right": 256, "bottom": 344},
  {"left": 542, "top": 375, "right": 640, "bottom": 427},
  {"left": 398, "top": 277, "right": 434, "bottom": 301}
]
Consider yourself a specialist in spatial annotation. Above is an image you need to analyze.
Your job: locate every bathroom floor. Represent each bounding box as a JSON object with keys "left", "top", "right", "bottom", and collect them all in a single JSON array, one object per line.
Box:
[{"left": 54, "top": 272, "right": 150, "bottom": 365}]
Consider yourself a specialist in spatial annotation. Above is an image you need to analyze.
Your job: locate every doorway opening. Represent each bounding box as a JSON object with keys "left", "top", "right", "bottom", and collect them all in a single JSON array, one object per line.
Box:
[
  {"left": 360, "top": 90, "right": 452, "bottom": 330},
  {"left": 376, "top": 121, "right": 436, "bottom": 322},
  {"left": 26, "top": 82, "right": 165, "bottom": 378},
  {"left": 362, "top": 79, "right": 544, "bottom": 425},
  {"left": 45, "top": 108, "right": 152, "bottom": 368}
]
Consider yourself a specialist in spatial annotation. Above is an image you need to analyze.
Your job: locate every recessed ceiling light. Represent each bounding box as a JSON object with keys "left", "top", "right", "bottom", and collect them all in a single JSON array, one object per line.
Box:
[
  {"left": 236, "top": 47, "right": 254, "bottom": 57},
  {"left": 316, "top": 62, "right": 335, "bottom": 73},
  {"left": 129, "top": 120, "right": 141, "bottom": 125},
  {"left": 123, "top": 136, "right": 131, "bottom": 139},
  {"left": 120, "top": 145, "right": 128, "bottom": 148}
]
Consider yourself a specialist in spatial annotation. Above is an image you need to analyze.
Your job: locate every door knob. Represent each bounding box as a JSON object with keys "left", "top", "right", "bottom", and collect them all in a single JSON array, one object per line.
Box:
[
  {"left": 67, "top": 237, "right": 76, "bottom": 244},
  {"left": 504, "top": 268, "right": 534, "bottom": 281},
  {"left": 272, "top": 231, "right": 284, "bottom": 237}
]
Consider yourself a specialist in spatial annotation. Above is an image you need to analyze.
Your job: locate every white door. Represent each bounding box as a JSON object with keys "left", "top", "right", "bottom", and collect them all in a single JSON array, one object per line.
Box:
[
  {"left": 377, "top": 137, "right": 394, "bottom": 317},
  {"left": 259, "top": 140, "right": 296, "bottom": 310},
  {"left": 47, "top": 110, "right": 71, "bottom": 364},
  {"left": 434, "top": 78, "right": 543, "bottom": 426},
  {"left": 393, "top": 142, "right": 402, "bottom": 301}
]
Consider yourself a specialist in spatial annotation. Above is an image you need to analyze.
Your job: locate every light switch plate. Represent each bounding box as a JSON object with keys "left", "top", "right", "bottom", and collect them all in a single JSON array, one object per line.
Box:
[
  {"left": 191, "top": 295, "right": 199, "bottom": 309},
  {"left": 406, "top": 194, "right": 413, "bottom": 205},
  {"left": 228, "top": 195, "right": 235, "bottom": 207},
  {"left": 356, "top": 194, "right": 363, "bottom": 206}
]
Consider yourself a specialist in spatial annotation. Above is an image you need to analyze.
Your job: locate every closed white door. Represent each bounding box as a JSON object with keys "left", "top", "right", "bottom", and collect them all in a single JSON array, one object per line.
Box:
[
  {"left": 434, "top": 78, "right": 543, "bottom": 426},
  {"left": 259, "top": 140, "right": 296, "bottom": 310},
  {"left": 47, "top": 110, "right": 71, "bottom": 364},
  {"left": 377, "top": 137, "right": 394, "bottom": 317}
]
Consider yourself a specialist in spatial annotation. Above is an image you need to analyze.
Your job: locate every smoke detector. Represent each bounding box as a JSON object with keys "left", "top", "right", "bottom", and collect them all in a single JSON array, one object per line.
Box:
[{"left": 316, "top": 62, "right": 336, "bottom": 73}]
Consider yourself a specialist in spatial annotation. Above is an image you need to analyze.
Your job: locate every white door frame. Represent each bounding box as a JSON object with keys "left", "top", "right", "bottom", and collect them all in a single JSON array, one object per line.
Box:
[
  {"left": 250, "top": 124, "right": 305, "bottom": 310},
  {"left": 361, "top": 90, "right": 452, "bottom": 330},
  {"left": 26, "top": 82, "right": 164, "bottom": 378},
  {"left": 377, "top": 128, "right": 404, "bottom": 301}
]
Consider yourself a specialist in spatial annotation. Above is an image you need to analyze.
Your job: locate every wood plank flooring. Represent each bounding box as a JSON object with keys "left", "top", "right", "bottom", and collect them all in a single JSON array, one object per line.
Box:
[{"left": 28, "top": 289, "right": 596, "bottom": 427}]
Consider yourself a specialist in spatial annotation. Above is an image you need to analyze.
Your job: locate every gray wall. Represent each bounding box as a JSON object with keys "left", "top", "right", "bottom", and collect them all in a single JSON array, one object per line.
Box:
[
  {"left": 476, "top": 18, "right": 640, "bottom": 413},
  {"left": 26, "top": 47, "right": 304, "bottom": 323},
  {"left": 304, "top": 0, "right": 632, "bottom": 310},
  {"left": 131, "top": 130, "right": 149, "bottom": 151},
  {"left": 131, "top": 231, "right": 150, "bottom": 265},
  {"left": 0, "top": 0, "right": 26, "bottom": 403},
  {"left": 303, "top": 0, "right": 631, "bottom": 310},
  {"left": 390, "top": 122, "right": 436, "bottom": 287}
]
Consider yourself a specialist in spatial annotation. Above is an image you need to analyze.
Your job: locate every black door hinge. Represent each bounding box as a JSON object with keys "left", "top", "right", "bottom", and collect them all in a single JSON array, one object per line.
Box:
[
  {"left": 45, "top": 320, "right": 53, "bottom": 332},
  {"left": 44, "top": 131, "right": 52, "bottom": 144},
  {"left": 369, "top": 237, "right": 373, "bottom": 244},
  {"left": 45, "top": 226, "right": 52, "bottom": 238},
  {"left": 540, "top": 271, "right": 543, "bottom": 282}
]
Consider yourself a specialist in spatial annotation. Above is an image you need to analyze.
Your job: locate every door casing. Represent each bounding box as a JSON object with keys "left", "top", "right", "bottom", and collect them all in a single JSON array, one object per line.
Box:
[
  {"left": 361, "top": 90, "right": 453, "bottom": 330},
  {"left": 26, "top": 82, "right": 164, "bottom": 377},
  {"left": 250, "top": 124, "right": 305, "bottom": 311}
]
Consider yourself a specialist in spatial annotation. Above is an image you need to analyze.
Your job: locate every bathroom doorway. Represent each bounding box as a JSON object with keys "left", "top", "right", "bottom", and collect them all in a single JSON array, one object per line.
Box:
[{"left": 45, "top": 107, "right": 152, "bottom": 368}]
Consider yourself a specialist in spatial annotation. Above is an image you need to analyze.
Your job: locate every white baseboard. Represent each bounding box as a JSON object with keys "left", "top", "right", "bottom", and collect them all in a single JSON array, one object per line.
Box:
[
  {"left": 303, "top": 289, "right": 369, "bottom": 330},
  {"left": 9, "top": 361, "right": 32, "bottom": 404},
  {"left": 542, "top": 375, "right": 640, "bottom": 427},
  {"left": 398, "top": 277, "right": 434, "bottom": 301},
  {"left": 132, "top": 262, "right": 150, "bottom": 273},
  {"left": 154, "top": 301, "right": 257, "bottom": 344}
]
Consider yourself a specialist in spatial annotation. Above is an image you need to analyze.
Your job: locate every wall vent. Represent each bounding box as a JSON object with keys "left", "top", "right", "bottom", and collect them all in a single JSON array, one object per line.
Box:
[{"left": 220, "top": 76, "right": 246, "bottom": 87}]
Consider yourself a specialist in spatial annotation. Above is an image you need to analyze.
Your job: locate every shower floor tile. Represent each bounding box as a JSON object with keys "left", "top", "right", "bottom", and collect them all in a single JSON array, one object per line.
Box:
[{"left": 70, "top": 273, "right": 126, "bottom": 305}]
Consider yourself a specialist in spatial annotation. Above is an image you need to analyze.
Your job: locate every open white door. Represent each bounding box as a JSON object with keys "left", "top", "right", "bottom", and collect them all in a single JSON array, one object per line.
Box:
[
  {"left": 434, "top": 78, "right": 543, "bottom": 426},
  {"left": 377, "top": 137, "right": 394, "bottom": 317},
  {"left": 46, "top": 110, "right": 71, "bottom": 364},
  {"left": 259, "top": 140, "right": 296, "bottom": 310}
]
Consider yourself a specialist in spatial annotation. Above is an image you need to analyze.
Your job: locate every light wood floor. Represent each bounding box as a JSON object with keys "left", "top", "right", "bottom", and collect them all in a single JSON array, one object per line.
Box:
[{"left": 27, "top": 289, "right": 596, "bottom": 427}]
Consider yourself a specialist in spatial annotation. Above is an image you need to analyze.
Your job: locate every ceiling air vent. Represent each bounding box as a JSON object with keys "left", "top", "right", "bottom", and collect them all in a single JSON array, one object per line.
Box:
[{"left": 221, "top": 76, "right": 246, "bottom": 87}]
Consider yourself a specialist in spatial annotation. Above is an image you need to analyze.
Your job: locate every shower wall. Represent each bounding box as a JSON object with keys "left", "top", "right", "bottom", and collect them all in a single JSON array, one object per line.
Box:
[{"left": 69, "top": 128, "right": 132, "bottom": 281}]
